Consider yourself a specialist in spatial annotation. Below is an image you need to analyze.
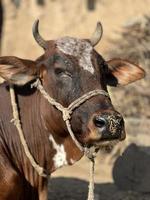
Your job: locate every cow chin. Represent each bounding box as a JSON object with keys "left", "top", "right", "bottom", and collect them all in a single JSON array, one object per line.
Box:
[{"left": 82, "top": 128, "right": 126, "bottom": 148}]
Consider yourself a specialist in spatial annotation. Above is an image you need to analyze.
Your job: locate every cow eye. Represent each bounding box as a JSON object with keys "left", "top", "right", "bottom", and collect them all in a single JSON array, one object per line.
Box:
[
  {"left": 55, "top": 67, "right": 64, "bottom": 75},
  {"left": 54, "top": 68, "right": 72, "bottom": 78}
]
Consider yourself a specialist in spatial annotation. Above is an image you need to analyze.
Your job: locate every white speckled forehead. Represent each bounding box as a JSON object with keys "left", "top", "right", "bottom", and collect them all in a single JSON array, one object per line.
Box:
[{"left": 56, "top": 36, "right": 94, "bottom": 74}]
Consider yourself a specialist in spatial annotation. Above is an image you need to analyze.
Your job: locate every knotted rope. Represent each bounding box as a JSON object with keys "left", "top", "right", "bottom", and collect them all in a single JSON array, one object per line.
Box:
[{"left": 9, "top": 79, "right": 110, "bottom": 200}]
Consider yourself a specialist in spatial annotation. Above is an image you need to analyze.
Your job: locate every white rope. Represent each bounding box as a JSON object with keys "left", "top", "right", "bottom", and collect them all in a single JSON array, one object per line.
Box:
[
  {"left": 9, "top": 84, "right": 48, "bottom": 177},
  {"left": 65, "top": 120, "right": 83, "bottom": 152},
  {"left": 88, "top": 158, "right": 95, "bottom": 200}
]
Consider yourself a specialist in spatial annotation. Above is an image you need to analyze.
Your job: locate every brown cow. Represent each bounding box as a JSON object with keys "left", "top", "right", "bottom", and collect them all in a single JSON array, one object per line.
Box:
[{"left": 0, "top": 20, "right": 145, "bottom": 200}]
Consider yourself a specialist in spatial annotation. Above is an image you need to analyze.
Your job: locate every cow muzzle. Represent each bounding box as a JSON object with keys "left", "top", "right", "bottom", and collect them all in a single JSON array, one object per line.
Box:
[{"left": 88, "top": 111, "right": 126, "bottom": 144}]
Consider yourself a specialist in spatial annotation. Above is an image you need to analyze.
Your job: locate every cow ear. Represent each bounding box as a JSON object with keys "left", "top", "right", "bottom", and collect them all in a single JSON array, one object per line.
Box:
[
  {"left": 0, "top": 56, "right": 39, "bottom": 85},
  {"left": 105, "top": 59, "right": 145, "bottom": 86}
]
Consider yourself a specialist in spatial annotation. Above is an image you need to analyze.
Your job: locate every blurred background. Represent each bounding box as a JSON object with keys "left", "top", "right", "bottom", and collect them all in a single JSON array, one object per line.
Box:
[{"left": 0, "top": 0, "right": 150, "bottom": 199}]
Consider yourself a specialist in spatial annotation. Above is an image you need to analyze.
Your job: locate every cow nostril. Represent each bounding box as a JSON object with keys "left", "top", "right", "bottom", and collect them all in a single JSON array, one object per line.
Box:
[{"left": 93, "top": 116, "right": 107, "bottom": 128}]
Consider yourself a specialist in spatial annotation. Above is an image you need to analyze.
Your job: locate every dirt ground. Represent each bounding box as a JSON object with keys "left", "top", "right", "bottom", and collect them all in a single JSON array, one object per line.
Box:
[
  {"left": 1, "top": 0, "right": 150, "bottom": 199},
  {"left": 48, "top": 178, "right": 150, "bottom": 200}
]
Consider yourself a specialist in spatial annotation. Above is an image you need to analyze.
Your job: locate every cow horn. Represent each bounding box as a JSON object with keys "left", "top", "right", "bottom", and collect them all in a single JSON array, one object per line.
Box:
[
  {"left": 32, "top": 19, "right": 47, "bottom": 50},
  {"left": 90, "top": 22, "right": 103, "bottom": 46}
]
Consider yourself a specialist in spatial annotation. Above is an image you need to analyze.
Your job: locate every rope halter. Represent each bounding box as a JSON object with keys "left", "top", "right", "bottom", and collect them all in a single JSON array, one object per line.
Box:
[
  {"left": 33, "top": 79, "right": 110, "bottom": 152},
  {"left": 10, "top": 78, "right": 110, "bottom": 200}
]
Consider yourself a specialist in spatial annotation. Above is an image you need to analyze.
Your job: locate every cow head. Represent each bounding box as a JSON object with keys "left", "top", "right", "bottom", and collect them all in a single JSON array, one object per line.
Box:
[{"left": 0, "top": 20, "right": 145, "bottom": 149}]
